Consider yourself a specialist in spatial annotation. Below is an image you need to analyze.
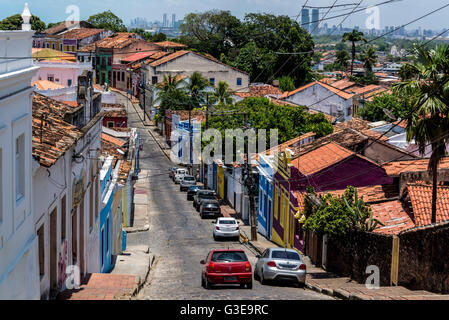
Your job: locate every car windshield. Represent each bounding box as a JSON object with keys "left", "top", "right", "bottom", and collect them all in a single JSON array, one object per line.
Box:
[
  {"left": 201, "top": 195, "right": 216, "bottom": 199},
  {"left": 183, "top": 176, "right": 195, "bottom": 181},
  {"left": 271, "top": 250, "right": 301, "bottom": 261},
  {"left": 177, "top": 170, "right": 187, "bottom": 174},
  {"left": 219, "top": 220, "right": 236, "bottom": 225},
  {"left": 211, "top": 251, "right": 247, "bottom": 262}
]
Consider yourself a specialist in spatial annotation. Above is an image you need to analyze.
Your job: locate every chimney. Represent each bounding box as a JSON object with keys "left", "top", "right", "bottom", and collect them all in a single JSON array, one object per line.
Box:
[{"left": 21, "top": 3, "right": 32, "bottom": 31}]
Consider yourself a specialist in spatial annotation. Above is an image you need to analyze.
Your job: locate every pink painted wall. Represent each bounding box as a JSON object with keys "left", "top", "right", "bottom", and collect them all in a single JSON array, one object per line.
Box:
[{"left": 32, "top": 62, "right": 92, "bottom": 87}]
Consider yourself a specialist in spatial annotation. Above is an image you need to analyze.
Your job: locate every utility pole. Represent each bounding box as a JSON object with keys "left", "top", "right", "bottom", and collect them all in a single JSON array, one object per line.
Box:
[
  {"left": 188, "top": 97, "right": 192, "bottom": 175},
  {"left": 204, "top": 93, "right": 209, "bottom": 187},
  {"left": 142, "top": 82, "right": 146, "bottom": 122},
  {"left": 244, "top": 113, "right": 257, "bottom": 241}
]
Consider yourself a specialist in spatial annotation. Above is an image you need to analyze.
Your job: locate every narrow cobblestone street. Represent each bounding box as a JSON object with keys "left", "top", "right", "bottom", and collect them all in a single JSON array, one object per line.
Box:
[{"left": 115, "top": 93, "right": 333, "bottom": 300}]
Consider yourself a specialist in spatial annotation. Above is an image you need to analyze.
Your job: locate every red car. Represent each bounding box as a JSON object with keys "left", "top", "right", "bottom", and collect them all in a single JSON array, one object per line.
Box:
[{"left": 201, "top": 249, "right": 253, "bottom": 289}]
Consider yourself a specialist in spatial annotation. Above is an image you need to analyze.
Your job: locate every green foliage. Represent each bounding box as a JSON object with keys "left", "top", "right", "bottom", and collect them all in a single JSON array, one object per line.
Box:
[
  {"left": 343, "top": 29, "right": 367, "bottom": 75},
  {"left": 398, "top": 63, "right": 418, "bottom": 80},
  {"left": 357, "top": 92, "right": 412, "bottom": 122},
  {"left": 349, "top": 71, "right": 378, "bottom": 85},
  {"left": 0, "top": 14, "right": 46, "bottom": 32},
  {"left": 359, "top": 46, "right": 378, "bottom": 72},
  {"left": 129, "top": 28, "right": 153, "bottom": 41},
  {"left": 212, "top": 81, "right": 234, "bottom": 105},
  {"left": 46, "top": 22, "right": 61, "bottom": 29},
  {"left": 181, "top": 11, "right": 314, "bottom": 86},
  {"left": 152, "top": 33, "right": 167, "bottom": 42},
  {"left": 303, "top": 186, "right": 383, "bottom": 237},
  {"left": 278, "top": 76, "right": 296, "bottom": 92},
  {"left": 205, "top": 97, "right": 333, "bottom": 157},
  {"left": 87, "top": 11, "right": 127, "bottom": 32},
  {"left": 335, "top": 49, "right": 350, "bottom": 69},
  {"left": 232, "top": 41, "right": 277, "bottom": 82}
]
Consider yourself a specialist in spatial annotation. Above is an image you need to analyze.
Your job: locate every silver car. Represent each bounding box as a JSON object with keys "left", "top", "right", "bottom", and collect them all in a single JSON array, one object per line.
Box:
[
  {"left": 174, "top": 168, "right": 188, "bottom": 184},
  {"left": 254, "top": 248, "right": 306, "bottom": 287},
  {"left": 180, "top": 175, "right": 196, "bottom": 191}
]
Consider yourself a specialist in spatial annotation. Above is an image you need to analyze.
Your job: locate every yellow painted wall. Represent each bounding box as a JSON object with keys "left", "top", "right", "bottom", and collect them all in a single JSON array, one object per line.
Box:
[{"left": 216, "top": 166, "right": 225, "bottom": 199}]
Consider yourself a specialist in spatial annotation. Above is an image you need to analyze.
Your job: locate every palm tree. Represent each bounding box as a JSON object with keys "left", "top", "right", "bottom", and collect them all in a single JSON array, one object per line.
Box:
[
  {"left": 393, "top": 45, "right": 449, "bottom": 223},
  {"left": 335, "top": 49, "right": 350, "bottom": 70},
  {"left": 213, "top": 81, "right": 234, "bottom": 105},
  {"left": 154, "top": 74, "right": 189, "bottom": 116},
  {"left": 342, "top": 29, "right": 367, "bottom": 76},
  {"left": 360, "top": 46, "right": 378, "bottom": 73},
  {"left": 156, "top": 74, "right": 185, "bottom": 92},
  {"left": 186, "top": 71, "right": 210, "bottom": 108},
  {"left": 399, "top": 63, "right": 419, "bottom": 81}
]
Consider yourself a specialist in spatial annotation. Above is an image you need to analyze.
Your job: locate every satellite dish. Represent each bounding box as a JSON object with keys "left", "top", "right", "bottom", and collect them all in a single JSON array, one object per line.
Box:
[{"left": 383, "top": 108, "right": 397, "bottom": 121}]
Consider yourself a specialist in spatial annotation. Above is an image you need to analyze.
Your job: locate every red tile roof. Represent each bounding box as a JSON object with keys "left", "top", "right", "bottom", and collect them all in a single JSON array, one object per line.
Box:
[
  {"left": 383, "top": 158, "right": 449, "bottom": 176},
  {"left": 330, "top": 79, "right": 358, "bottom": 90},
  {"left": 320, "top": 184, "right": 399, "bottom": 203},
  {"left": 32, "top": 80, "right": 65, "bottom": 90},
  {"left": 32, "top": 94, "right": 83, "bottom": 167},
  {"left": 281, "top": 81, "right": 355, "bottom": 100},
  {"left": 78, "top": 33, "right": 141, "bottom": 51},
  {"left": 406, "top": 184, "right": 449, "bottom": 226},
  {"left": 149, "top": 50, "right": 190, "bottom": 67},
  {"left": 101, "top": 133, "right": 126, "bottom": 147},
  {"left": 121, "top": 51, "right": 156, "bottom": 63},
  {"left": 62, "top": 28, "right": 105, "bottom": 40},
  {"left": 154, "top": 41, "right": 187, "bottom": 48},
  {"left": 264, "top": 132, "right": 316, "bottom": 156},
  {"left": 371, "top": 200, "right": 415, "bottom": 235},
  {"left": 291, "top": 142, "right": 353, "bottom": 175}
]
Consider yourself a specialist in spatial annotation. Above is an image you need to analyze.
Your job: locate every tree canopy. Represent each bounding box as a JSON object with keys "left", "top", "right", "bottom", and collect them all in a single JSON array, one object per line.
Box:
[
  {"left": 87, "top": 11, "right": 127, "bottom": 32},
  {"left": 180, "top": 11, "right": 315, "bottom": 86},
  {"left": 0, "top": 14, "right": 46, "bottom": 32}
]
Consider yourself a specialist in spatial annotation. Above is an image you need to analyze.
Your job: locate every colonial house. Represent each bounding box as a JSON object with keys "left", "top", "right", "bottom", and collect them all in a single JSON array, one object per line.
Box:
[
  {"left": 60, "top": 28, "right": 113, "bottom": 55},
  {"left": 102, "top": 103, "right": 128, "bottom": 128},
  {"left": 31, "top": 68, "right": 103, "bottom": 300},
  {"left": 271, "top": 142, "right": 393, "bottom": 252},
  {"left": 77, "top": 33, "right": 160, "bottom": 86},
  {"left": 141, "top": 50, "right": 250, "bottom": 92},
  {"left": 37, "top": 21, "right": 95, "bottom": 51},
  {"left": 280, "top": 79, "right": 386, "bottom": 122},
  {"left": 0, "top": 27, "right": 40, "bottom": 300}
]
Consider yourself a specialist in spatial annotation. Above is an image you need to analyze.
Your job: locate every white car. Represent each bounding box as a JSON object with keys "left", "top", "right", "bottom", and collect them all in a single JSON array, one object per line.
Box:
[
  {"left": 213, "top": 217, "right": 240, "bottom": 241},
  {"left": 174, "top": 168, "right": 188, "bottom": 184}
]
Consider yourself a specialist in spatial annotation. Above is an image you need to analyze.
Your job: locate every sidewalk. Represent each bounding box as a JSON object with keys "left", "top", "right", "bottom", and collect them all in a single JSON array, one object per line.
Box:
[{"left": 241, "top": 226, "right": 449, "bottom": 300}]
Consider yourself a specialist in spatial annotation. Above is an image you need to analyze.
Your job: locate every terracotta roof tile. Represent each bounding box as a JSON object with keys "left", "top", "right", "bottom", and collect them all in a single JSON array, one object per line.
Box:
[
  {"left": 370, "top": 200, "right": 415, "bottom": 235},
  {"left": 149, "top": 50, "right": 190, "bottom": 67},
  {"left": 291, "top": 142, "right": 353, "bottom": 175},
  {"left": 406, "top": 184, "right": 449, "bottom": 226},
  {"left": 154, "top": 41, "right": 187, "bottom": 48},
  {"left": 330, "top": 79, "right": 358, "bottom": 90},
  {"left": 281, "top": 81, "right": 355, "bottom": 100},
  {"left": 32, "top": 80, "right": 65, "bottom": 90},
  {"left": 101, "top": 133, "right": 126, "bottom": 147},
  {"left": 319, "top": 184, "right": 399, "bottom": 203},
  {"left": 102, "top": 103, "right": 127, "bottom": 118},
  {"left": 121, "top": 51, "right": 156, "bottom": 63},
  {"left": 118, "top": 160, "right": 132, "bottom": 183},
  {"left": 383, "top": 158, "right": 449, "bottom": 176},
  {"left": 32, "top": 93, "right": 83, "bottom": 167},
  {"left": 62, "top": 28, "right": 105, "bottom": 40},
  {"left": 78, "top": 33, "right": 140, "bottom": 52},
  {"left": 269, "top": 97, "right": 336, "bottom": 122}
]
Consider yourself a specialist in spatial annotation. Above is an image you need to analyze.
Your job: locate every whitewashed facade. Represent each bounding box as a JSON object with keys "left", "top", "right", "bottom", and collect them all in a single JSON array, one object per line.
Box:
[{"left": 0, "top": 28, "right": 40, "bottom": 299}]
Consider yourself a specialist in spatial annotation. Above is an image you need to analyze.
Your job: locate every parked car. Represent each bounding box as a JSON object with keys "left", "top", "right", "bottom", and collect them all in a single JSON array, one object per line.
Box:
[
  {"left": 213, "top": 217, "right": 239, "bottom": 241},
  {"left": 169, "top": 167, "right": 178, "bottom": 180},
  {"left": 199, "top": 200, "right": 221, "bottom": 219},
  {"left": 174, "top": 168, "right": 188, "bottom": 184},
  {"left": 193, "top": 190, "right": 217, "bottom": 211},
  {"left": 254, "top": 248, "right": 306, "bottom": 287},
  {"left": 187, "top": 186, "right": 202, "bottom": 201},
  {"left": 201, "top": 249, "right": 252, "bottom": 289},
  {"left": 180, "top": 175, "right": 196, "bottom": 191}
]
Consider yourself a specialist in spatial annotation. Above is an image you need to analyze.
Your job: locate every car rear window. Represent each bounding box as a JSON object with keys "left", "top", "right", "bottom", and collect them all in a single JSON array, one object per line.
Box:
[
  {"left": 219, "top": 220, "right": 236, "bottom": 224},
  {"left": 184, "top": 176, "right": 195, "bottom": 181},
  {"left": 271, "top": 250, "right": 301, "bottom": 261},
  {"left": 202, "top": 195, "right": 216, "bottom": 199},
  {"left": 211, "top": 251, "right": 247, "bottom": 262}
]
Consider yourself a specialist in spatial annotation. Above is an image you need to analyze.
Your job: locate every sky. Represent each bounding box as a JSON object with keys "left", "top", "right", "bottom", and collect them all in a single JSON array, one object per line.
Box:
[{"left": 1, "top": 0, "right": 448, "bottom": 30}]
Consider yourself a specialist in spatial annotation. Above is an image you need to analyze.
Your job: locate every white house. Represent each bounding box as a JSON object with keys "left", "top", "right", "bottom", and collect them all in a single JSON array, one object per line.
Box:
[
  {"left": 280, "top": 80, "right": 355, "bottom": 121},
  {"left": 31, "top": 72, "right": 103, "bottom": 299},
  {"left": 141, "top": 50, "right": 250, "bottom": 92},
  {"left": 0, "top": 6, "right": 40, "bottom": 300}
]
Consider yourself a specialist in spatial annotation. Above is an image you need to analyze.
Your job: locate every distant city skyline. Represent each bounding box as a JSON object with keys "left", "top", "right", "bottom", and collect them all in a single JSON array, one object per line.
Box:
[{"left": 1, "top": 0, "right": 449, "bottom": 31}]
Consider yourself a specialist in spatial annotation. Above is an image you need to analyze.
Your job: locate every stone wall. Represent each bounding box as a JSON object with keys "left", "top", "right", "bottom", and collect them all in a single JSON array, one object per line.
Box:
[
  {"left": 326, "top": 231, "right": 393, "bottom": 286},
  {"left": 398, "top": 223, "right": 449, "bottom": 294}
]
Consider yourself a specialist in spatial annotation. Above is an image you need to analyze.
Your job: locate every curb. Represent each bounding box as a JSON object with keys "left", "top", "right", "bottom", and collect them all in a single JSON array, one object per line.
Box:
[{"left": 124, "top": 225, "right": 150, "bottom": 233}]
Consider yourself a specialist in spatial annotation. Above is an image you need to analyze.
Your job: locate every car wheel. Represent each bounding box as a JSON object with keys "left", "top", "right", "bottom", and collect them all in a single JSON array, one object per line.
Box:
[
  {"left": 205, "top": 277, "right": 212, "bottom": 289},
  {"left": 201, "top": 275, "right": 205, "bottom": 288},
  {"left": 260, "top": 271, "right": 267, "bottom": 285},
  {"left": 239, "top": 283, "right": 246, "bottom": 288},
  {"left": 297, "top": 281, "right": 305, "bottom": 288},
  {"left": 213, "top": 234, "right": 217, "bottom": 241},
  {"left": 247, "top": 281, "right": 253, "bottom": 289},
  {"left": 254, "top": 269, "right": 260, "bottom": 281},
  {"left": 200, "top": 212, "right": 203, "bottom": 219}
]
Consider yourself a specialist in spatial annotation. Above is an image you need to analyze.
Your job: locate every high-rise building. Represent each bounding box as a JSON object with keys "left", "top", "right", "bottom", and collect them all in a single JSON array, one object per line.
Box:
[
  {"left": 311, "top": 9, "right": 319, "bottom": 34},
  {"left": 172, "top": 14, "right": 176, "bottom": 28},
  {"left": 163, "top": 13, "right": 168, "bottom": 27},
  {"left": 301, "top": 9, "right": 310, "bottom": 32}
]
